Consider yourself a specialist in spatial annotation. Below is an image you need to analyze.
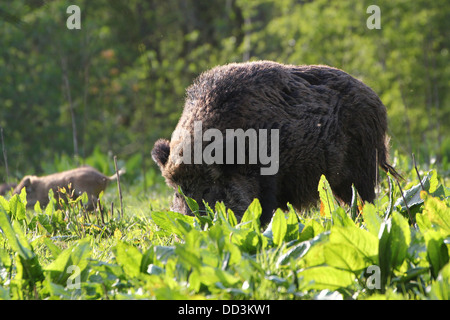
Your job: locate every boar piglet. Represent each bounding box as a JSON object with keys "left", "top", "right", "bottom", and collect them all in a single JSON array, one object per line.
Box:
[
  {"left": 13, "top": 166, "right": 125, "bottom": 209},
  {"left": 0, "top": 183, "right": 17, "bottom": 196}
]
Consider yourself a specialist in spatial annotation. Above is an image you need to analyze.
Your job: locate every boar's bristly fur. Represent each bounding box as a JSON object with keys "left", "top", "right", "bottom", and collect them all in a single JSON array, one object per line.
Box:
[{"left": 152, "top": 60, "right": 401, "bottom": 225}]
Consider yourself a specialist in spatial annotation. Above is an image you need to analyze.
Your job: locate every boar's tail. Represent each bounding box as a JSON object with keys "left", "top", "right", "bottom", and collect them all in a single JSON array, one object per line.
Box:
[
  {"left": 380, "top": 161, "right": 403, "bottom": 181},
  {"left": 378, "top": 140, "right": 403, "bottom": 181},
  {"left": 109, "top": 168, "right": 126, "bottom": 181}
]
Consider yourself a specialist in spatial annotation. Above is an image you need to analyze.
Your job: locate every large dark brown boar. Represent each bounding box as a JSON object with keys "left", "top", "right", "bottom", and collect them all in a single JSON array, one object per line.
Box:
[
  {"left": 13, "top": 166, "right": 125, "bottom": 209},
  {"left": 152, "top": 60, "right": 401, "bottom": 225}
]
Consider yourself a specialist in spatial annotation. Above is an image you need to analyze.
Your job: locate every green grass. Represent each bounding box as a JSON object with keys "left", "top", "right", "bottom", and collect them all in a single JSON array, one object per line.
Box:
[{"left": 0, "top": 154, "right": 449, "bottom": 300}]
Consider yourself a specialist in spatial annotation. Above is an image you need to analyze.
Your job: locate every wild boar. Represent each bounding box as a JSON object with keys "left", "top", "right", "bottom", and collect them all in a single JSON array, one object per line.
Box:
[
  {"left": 151, "top": 60, "right": 401, "bottom": 225},
  {"left": 13, "top": 166, "right": 125, "bottom": 209},
  {"left": 0, "top": 183, "right": 17, "bottom": 196}
]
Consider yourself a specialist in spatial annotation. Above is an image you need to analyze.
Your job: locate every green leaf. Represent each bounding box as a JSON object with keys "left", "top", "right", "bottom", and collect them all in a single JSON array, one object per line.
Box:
[
  {"left": 276, "top": 240, "right": 311, "bottom": 267},
  {"left": 362, "top": 203, "right": 383, "bottom": 237},
  {"left": 325, "top": 226, "right": 378, "bottom": 272},
  {"left": 43, "top": 238, "right": 62, "bottom": 259},
  {"left": 285, "top": 204, "right": 300, "bottom": 241},
  {"left": 19, "top": 187, "right": 28, "bottom": 208},
  {"left": 151, "top": 210, "right": 195, "bottom": 237},
  {"left": 175, "top": 243, "right": 203, "bottom": 270},
  {"left": 332, "top": 207, "right": 355, "bottom": 228},
  {"left": 81, "top": 192, "right": 89, "bottom": 206},
  {"left": 0, "top": 196, "right": 10, "bottom": 213},
  {"left": 324, "top": 243, "right": 370, "bottom": 272},
  {"left": 296, "top": 232, "right": 330, "bottom": 268},
  {"left": 298, "top": 266, "right": 356, "bottom": 290},
  {"left": 8, "top": 194, "right": 26, "bottom": 222},
  {"left": 394, "top": 170, "right": 446, "bottom": 214},
  {"left": 423, "top": 195, "right": 450, "bottom": 235},
  {"left": 429, "top": 263, "right": 450, "bottom": 300},
  {"left": 44, "top": 238, "right": 91, "bottom": 284},
  {"left": 318, "top": 175, "right": 338, "bottom": 217},
  {"left": 424, "top": 231, "right": 449, "bottom": 279},
  {"left": 240, "top": 198, "right": 262, "bottom": 231},
  {"left": 378, "top": 211, "right": 411, "bottom": 289},
  {"left": 178, "top": 186, "right": 199, "bottom": 213},
  {"left": 0, "top": 206, "right": 34, "bottom": 261},
  {"left": 299, "top": 219, "right": 325, "bottom": 242},
  {"left": 112, "top": 241, "right": 142, "bottom": 278},
  {"left": 272, "top": 209, "right": 287, "bottom": 246},
  {"left": 350, "top": 184, "right": 360, "bottom": 221}
]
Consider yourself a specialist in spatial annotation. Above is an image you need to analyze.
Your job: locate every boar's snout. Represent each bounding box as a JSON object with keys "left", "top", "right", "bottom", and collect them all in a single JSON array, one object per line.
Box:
[{"left": 170, "top": 192, "right": 192, "bottom": 215}]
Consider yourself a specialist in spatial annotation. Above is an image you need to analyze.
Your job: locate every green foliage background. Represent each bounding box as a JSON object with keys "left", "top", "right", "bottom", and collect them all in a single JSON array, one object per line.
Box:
[{"left": 0, "top": 0, "right": 449, "bottom": 181}]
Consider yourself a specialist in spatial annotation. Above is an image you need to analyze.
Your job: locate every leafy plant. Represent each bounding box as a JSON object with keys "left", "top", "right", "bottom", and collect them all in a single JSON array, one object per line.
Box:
[{"left": 0, "top": 167, "right": 448, "bottom": 300}]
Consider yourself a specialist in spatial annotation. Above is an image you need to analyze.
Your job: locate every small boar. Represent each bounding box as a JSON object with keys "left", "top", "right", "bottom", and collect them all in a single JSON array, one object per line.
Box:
[
  {"left": 13, "top": 166, "right": 125, "bottom": 209},
  {"left": 152, "top": 60, "right": 401, "bottom": 225},
  {"left": 0, "top": 183, "right": 17, "bottom": 196}
]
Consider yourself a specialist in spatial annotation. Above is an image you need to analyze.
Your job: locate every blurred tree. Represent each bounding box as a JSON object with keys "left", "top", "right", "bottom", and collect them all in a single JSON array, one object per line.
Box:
[{"left": 0, "top": 0, "right": 448, "bottom": 182}]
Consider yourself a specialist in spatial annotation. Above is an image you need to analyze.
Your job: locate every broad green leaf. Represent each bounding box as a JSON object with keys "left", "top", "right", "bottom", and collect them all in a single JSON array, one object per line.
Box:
[
  {"left": 178, "top": 186, "right": 199, "bottom": 213},
  {"left": 324, "top": 243, "right": 368, "bottom": 272},
  {"left": 429, "top": 263, "right": 450, "bottom": 300},
  {"left": 332, "top": 207, "right": 355, "bottom": 228},
  {"left": 332, "top": 226, "right": 378, "bottom": 257},
  {"left": 429, "top": 170, "right": 439, "bottom": 193},
  {"left": 240, "top": 198, "right": 262, "bottom": 231},
  {"left": 153, "top": 245, "right": 176, "bottom": 264},
  {"left": 226, "top": 208, "right": 238, "bottom": 227},
  {"left": 44, "top": 238, "right": 62, "bottom": 259},
  {"left": 0, "top": 206, "right": 34, "bottom": 260},
  {"left": 286, "top": 205, "right": 300, "bottom": 241},
  {"left": 112, "top": 241, "right": 142, "bottom": 278},
  {"left": 175, "top": 244, "right": 203, "bottom": 270},
  {"left": 0, "top": 196, "right": 9, "bottom": 212},
  {"left": 299, "top": 219, "right": 325, "bottom": 242},
  {"left": 424, "top": 230, "right": 449, "bottom": 279},
  {"left": 151, "top": 210, "right": 195, "bottom": 237},
  {"left": 0, "top": 248, "right": 12, "bottom": 268},
  {"left": 362, "top": 203, "right": 383, "bottom": 237},
  {"left": 45, "top": 238, "right": 91, "bottom": 284},
  {"left": 394, "top": 170, "right": 446, "bottom": 214},
  {"left": 34, "top": 201, "right": 43, "bottom": 214},
  {"left": 422, "top": 195, "right": 450, "bottom": 235},
  {"left": 272, "top": 209, "right": 287, "bottom": 246},
  {"left": 19, "top": 187, "right": 28, "bottom": 208},
  {"left": 277, "top": 240, "right": 311, "bottom": 267},
  {"left": 297, "top": 232, "right": 330, "bottom": 268},
  {"left": 318, "top": 175, "right": 338, "bottom": 218},
  {"left": 378, "top": 211, "right": 411, "bottom": 288},
  {"left": 298, "top": 266, "right": 355, "bottom": 290},
  {"left": 325, "top": 226, "right": 378, "bottom": 272},
  {"left": 8, "top": 194, "right": 26, "bottom": 222}
]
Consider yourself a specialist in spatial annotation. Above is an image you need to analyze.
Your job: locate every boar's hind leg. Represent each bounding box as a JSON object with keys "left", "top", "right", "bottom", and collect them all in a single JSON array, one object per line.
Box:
[{"left": 258, "top": 175, "right": 278, "bottom": 226}]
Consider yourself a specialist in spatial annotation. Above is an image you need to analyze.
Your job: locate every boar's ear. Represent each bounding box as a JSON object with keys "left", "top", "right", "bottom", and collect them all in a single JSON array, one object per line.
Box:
[
  {"left": 23, "top": 176, "right": 32, "bottom": 187},
  {"left": 14, "top": 176, "right": 31, "bottom": 194},
  {"left": 151, "top": 139, "right": 171, "bottom": 170}
]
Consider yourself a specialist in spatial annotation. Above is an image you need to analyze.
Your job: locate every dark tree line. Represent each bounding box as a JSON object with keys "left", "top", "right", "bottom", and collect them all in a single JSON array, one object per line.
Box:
[{"left": 0, "top": 0, "right": 448, "bottom": 182}]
